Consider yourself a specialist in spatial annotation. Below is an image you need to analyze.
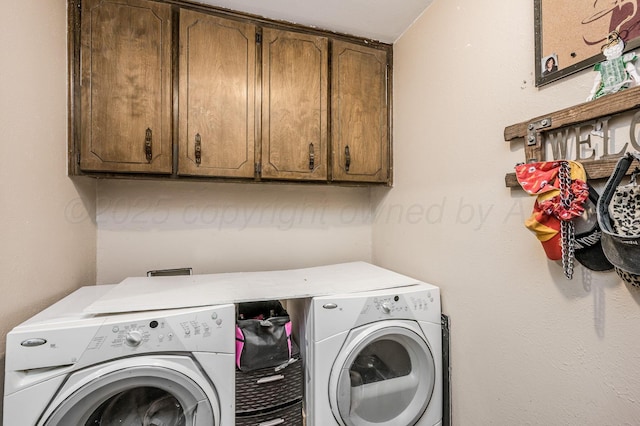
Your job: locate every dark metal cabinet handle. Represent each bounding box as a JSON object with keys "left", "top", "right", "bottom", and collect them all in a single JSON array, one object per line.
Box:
[
  {"left": 195, "top": 133, "right": 202, "bottom": 165},
  {"left": 309, "top": 143, "right": 315, "bottom": 170},
  {"left": 145, "top": 128, "right": 152, "bottom": 162},
  {"left": 345, "top": 145, "right": 351, "bottom": 172}
]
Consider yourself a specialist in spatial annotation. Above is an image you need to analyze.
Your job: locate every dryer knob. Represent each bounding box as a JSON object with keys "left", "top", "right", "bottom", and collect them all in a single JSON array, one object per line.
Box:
[
  {"left": 381, "top": 303, "right": 391, "bottom": 314},
  {"left": 125, "top": 330, "right": 143, "bottom": 347}
]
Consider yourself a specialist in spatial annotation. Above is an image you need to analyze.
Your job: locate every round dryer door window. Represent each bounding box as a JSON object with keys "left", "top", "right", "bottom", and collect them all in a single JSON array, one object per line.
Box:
[
  {"left": 329, "top": 322, "right": 436, "bottom": 426},
  {"left": 42, "top": 361, "right": 218, "bottom": 426}
]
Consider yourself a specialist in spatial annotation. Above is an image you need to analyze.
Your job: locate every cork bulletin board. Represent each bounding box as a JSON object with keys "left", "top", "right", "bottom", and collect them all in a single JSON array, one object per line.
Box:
[{"left": 535, "top": 0, "right": 640, "bottom": 86}]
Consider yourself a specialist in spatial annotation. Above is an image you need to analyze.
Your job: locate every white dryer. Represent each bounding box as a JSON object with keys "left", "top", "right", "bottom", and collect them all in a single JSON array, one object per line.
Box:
[
  {"left": 3, "top": 285, "right": 235, "bottom": 426},
  {"left": 292, "top": 283, "right": 442, "bottom": 426}
]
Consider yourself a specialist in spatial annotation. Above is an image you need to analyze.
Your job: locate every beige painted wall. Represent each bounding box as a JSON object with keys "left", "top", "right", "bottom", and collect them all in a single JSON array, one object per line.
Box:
[
  {"left": 374, "top": 0, "right": 640, "bottom": 424},
  {"left": 0, "top": 0, "right": 97, "bottom": 416},
  {"left": 95, "top": 180, "right": 374, "bottom": 283}
]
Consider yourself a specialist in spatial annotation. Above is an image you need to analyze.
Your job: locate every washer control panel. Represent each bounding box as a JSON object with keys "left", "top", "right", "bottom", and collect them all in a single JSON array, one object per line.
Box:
[
  {"left": 6, "top": 303, "right": 235, "bottom": 372},
  {"left": 78, "top": 304, "right": 235, "bottom": 366}
]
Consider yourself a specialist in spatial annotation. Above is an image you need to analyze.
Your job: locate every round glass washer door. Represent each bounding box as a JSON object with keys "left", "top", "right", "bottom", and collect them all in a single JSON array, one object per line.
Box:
[
  {"left": 329, "top": 321, "right": 436, "bottom": 426},
  {"left": 42, "top": 358, "right": 218, "bottom": 426}
]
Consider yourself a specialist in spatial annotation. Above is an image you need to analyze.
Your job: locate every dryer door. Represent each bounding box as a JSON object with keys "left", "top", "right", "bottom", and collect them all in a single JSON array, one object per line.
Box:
[
  {"left": 40, "top": 356, "right": 219, "bottom": 426},
  {"left": 329, "top": 321, "right": 435, "bottom": 426}
]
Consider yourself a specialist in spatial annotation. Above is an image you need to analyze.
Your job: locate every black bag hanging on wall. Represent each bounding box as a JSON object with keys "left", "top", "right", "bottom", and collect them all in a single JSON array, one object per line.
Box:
[
  {"left": 597, "top": 151, "right": 640, "bottom": 286},
  {"left": 235, "top": 301, "right": 293, "bottom": 372}
]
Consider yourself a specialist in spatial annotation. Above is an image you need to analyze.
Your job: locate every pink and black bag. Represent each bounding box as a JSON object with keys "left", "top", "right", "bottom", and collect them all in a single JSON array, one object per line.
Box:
[{"left": 235, "top": 301, "right": 293, "bottom": 372}]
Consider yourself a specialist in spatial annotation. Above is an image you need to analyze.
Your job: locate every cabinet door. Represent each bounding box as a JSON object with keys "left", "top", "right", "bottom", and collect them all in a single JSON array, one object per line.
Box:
[
  {"left": 79, "top": 0, "right": 172, "bottom": 174},
  {"left": 178, "top": 10, "right": 257, "bottom": 178},
  {"left": 261, "top": 29, "right": 328, "bottom": 181},
  {"left": 331, "top": 41, "right": 390, "bottom": 183}
]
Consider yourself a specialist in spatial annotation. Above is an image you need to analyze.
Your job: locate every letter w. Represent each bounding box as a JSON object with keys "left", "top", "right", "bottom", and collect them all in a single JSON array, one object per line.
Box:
[{"left": 547, "top": 129, "right": 570, "bottom": 160}]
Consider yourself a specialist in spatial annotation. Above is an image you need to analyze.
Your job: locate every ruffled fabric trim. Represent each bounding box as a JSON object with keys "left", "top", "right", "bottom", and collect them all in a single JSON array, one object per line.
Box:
[{"left": 537, "top": 180, "right": 589, "bottom": 221}]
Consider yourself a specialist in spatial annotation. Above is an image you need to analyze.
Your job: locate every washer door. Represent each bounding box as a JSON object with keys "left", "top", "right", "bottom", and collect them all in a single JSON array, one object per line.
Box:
[
  {"left": 329, "top": 321, "right": 435, "bottom": 426},
  {"left": 41, "top": 356, "right": 219, "bottom": 426}
]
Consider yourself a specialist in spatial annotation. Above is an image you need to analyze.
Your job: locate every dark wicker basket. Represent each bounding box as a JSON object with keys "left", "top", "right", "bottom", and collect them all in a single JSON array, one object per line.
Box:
[
  {"left": 235, "top": 352, "right": 303, "bottom": 413},
  {"left": 235, "top": 400, "right": 303, "bottom": 426}
]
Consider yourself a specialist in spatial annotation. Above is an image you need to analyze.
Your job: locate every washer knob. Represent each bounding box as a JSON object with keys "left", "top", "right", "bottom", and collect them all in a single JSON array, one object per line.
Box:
[
  {"left": 381, "top": 303, "right": 391, "bottom": 314},
  {"left": 125, "top": 330, "right": 143, "bottom": 347}
]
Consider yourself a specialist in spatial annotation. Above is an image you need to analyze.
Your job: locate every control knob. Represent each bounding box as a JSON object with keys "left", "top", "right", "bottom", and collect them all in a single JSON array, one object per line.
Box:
[{"left": 125, "top": 330, "right": 143, "bottom": 347}]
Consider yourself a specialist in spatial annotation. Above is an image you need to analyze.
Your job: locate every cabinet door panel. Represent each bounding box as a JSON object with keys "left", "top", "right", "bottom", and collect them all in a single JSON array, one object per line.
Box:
[
  {"left": 80, "top": 0, "right": 172, "bottom": 173},
  {"left": 332, "top": 41, "right": 389, "bottom": 183},
  {"left": 261, "top": 29, "right": 328, "bottom": 181},
  {"left": 178, "top": 10, "right": 256, "bottom": 178}
]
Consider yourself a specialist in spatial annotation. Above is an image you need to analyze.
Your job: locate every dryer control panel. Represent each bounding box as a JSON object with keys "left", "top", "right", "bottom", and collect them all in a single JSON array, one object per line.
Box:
[
  {"left": 372, "top": 295, "right": 407, "bottom": 315},
  {"left": 311, "top": 285, "right": 441, "bottom": 342},
  {"left": 357, "top": 295, "right": 416, "bottom": 325},
  {"left": 356, "top": 288, "right": 439, "bottom": 326},
  {"left": 368, "top": 291, "right": 436, "bottom": 313}
]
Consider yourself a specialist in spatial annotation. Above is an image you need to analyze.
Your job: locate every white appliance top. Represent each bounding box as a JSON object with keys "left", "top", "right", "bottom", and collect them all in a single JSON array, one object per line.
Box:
[
  {"left": 6, "top": 284, "right": 236, "bottom": 374},
  {"left": 18, "top": 285, "right": 116, "bottom": 328},
  {"left": 85, "top": 262, "right": 423, "bottom": 314}
]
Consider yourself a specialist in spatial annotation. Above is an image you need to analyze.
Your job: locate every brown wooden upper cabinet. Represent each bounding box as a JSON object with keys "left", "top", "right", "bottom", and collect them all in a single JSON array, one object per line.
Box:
[
  {"left": 78, "top": 0, "right": 173, "bottom": 174},
  {"left": 261, "top": 29, "right": 328, "bottom": 181},
  {"left": 72, "top": 1, "right": 391, "bottom": 184},
  {"left": 331, "top": 41, "right": 390, "bottom": 183},
  {"left": 178, "top": 10, "right": 256, "bottom": 178}
]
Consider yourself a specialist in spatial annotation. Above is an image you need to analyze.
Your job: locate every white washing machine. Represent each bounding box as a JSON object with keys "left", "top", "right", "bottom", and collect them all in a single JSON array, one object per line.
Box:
[
  {"left": 3, "top": 285, "right": 235, "bottom": 426},
  {"left": 291, "top": 283, "right": 442, "bottom": 426}
]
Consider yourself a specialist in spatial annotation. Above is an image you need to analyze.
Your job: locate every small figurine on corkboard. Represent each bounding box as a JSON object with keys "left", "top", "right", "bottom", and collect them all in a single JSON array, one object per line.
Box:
[{"left": 587, "top": 31, "right": 640, "bottom": 101}]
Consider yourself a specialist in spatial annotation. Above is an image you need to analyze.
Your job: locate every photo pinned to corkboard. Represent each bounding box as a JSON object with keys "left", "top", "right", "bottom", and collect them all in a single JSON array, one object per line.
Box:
[{"left": 535, "top": 0, "right": 640, "bottom": 86}]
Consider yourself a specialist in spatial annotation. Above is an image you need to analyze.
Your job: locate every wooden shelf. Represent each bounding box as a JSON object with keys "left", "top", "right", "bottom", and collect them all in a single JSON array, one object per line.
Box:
[
  {"left": 504, "top": 158, "right": 623, "bottom": 188},
  {"left": 504, "top": 85, "right": 640, "bottom": 188}
]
